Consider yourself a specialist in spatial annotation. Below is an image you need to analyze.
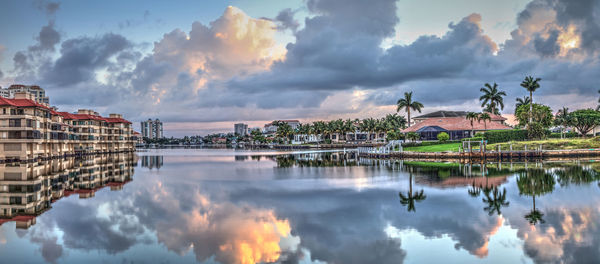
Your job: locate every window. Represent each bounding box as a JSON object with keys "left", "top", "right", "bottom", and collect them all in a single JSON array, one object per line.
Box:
[{"left": 9, "top": 197, "right": 22, "bottom": 205}]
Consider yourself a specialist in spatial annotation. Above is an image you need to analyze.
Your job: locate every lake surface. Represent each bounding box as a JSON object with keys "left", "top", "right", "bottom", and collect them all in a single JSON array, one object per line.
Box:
[{"left": 1, "top": 149, "right": 600, "bottom": 263}]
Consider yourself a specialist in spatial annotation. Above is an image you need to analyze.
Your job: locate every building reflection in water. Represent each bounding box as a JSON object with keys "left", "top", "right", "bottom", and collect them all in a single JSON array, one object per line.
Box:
[
  {"left": 0, "top": 153, "right": 136, "bottom": 229},
  {"left": 141, "top": 155, "right": 163, "bottom": 170}
]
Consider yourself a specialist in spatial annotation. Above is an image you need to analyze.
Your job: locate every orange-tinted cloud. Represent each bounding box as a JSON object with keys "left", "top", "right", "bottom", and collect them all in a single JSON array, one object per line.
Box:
[{"left": 147, "top": 182, "right": 295, "bottom": 263}]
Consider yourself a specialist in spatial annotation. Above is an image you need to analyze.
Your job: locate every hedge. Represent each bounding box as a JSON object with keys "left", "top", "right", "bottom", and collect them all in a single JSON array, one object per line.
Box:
[
  {"left": 483, "top": 130, "right": 528, "bottom": 144},
  {"left": 549, "top": 132, "right": 579, "bottom": 138}
]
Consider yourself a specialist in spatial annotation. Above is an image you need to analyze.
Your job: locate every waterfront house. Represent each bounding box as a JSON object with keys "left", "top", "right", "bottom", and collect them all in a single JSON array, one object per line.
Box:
[{"left": 402, "top": 111, "right": 511, "bottom": 140}]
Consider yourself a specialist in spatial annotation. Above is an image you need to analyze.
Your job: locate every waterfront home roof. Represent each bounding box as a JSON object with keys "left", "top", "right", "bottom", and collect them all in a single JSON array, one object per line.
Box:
[
  {"left": 57, "top": 112, "right": 132, "bottom": 124},
  {"left": 414, "top": 111, "right": 468, "bottom": 119},
  {"left": 414, "top": 110, "right": 506, "bottom": 121},
  {"left": 402, "top": 116, "right": 512, "bottom": 133},
  {"left": 0, "top": 96, "right": 51, "bottom": 110}
]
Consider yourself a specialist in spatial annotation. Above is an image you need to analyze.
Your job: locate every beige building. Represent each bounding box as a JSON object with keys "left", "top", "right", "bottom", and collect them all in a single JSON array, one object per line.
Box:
[{"left": 0, "top": 92, "right": 135, "bottom": 161}]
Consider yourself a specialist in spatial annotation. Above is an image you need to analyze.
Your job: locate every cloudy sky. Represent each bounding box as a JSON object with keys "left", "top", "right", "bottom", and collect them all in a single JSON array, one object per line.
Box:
[{"left": 1, "top": 0, "right": 599, "bottom": 136}]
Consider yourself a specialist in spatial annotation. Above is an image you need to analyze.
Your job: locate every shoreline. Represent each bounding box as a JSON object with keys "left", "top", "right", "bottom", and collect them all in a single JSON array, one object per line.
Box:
[{"left": 358, "top": 148, "right": 600, "bottom": 162}]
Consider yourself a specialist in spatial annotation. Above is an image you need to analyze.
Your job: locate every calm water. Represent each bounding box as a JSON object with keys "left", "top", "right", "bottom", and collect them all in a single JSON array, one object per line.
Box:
[{"left": 1, "top": 149, "right": 600, "bottom": 264}]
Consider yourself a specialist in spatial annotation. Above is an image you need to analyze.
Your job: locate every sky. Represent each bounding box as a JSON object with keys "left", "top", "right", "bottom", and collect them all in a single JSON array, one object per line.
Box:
[{"left": 1, "top": 0, "right": 599, "bottom": 136}]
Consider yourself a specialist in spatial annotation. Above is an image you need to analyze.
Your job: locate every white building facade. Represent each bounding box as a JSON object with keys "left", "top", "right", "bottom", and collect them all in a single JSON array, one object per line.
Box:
[
  {"left": 141, "top": 119, "right": 163, "bottom": 139},
  {"left": 234, "top": 123, "right": 248, "bottom": 136},
  {"left": 0, "top": 85, "right": 50, "bottom": 105}
]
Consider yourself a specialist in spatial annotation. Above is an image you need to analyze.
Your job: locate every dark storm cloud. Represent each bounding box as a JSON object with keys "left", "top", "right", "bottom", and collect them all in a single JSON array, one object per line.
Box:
[
  {"left": 533, "top": 29, "right": 561, "bottom": 56},
  {"left": 273, "top": 8, "right": 300, "bottom": 32},
  {"left": 228, "top": 13, "right": 496, "bottom": 99},
  {"left": 552, "top": 0, "right": 600, "bottom": 52},
  {"left": 32, "top": 21, "right": 61, "bottom": 52},
  {"left": 42, "top": 33, "right": 132, "bottom": 86},
  {"left": 34, "top": 0, "right": 60, "bottom": 16},
  {"left": 10, "top": 21, "right": 60, "bottom": 80}
]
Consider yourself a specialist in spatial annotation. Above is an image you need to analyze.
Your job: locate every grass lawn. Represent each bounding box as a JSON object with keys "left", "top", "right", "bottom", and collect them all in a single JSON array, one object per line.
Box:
[
  {"left": 403, "top": 142, "right": 461, "bottom": 152},
  {"left": 487, "top": 137, "right": 600, "bottom": 151}
]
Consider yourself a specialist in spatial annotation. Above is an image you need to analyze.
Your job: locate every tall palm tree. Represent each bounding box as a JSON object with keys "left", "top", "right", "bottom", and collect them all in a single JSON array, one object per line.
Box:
[
  {"left": 554, "top": 107, "right": 570, "bottom": 139},
  {"left": 396, "top": 92, "right": 424, "bottom": 127},
  {"left": 466, "top": 112, "right": 479, "bottom": 136},
  {"left": 275, "top": 122, "right": 293, "bottom": 143},
  {"left": 520, "top": 76, "right": 542, "bottom": 124},
  {"left": 515, "top": 96, "right": 531, "bottom": 113},
  {"left": 399, "top": 172, "right": 427, "bottom": 212},
  {"left": 479, "top": 82, "right": 506, "bottom": 114},
  {"left": 482, "top": 187, "right": 510, "bottom": 216},
  {"left": 478, "top": 112, "right": 491, "bottom": 130}
]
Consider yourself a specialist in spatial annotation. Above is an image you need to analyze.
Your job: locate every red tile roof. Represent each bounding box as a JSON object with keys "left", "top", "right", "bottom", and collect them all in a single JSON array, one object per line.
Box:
[
  {"left": 0, "top": 96, "right": 51, "bottom": 110},
  {"left": 56, "top": 112, "right": 131, "bottom": 124},
  {"left": 402, "top": 116, "right": 512, "bottom": 133},
  {"left": 0, "top": 96, "right": 131, "bottom": 124}
]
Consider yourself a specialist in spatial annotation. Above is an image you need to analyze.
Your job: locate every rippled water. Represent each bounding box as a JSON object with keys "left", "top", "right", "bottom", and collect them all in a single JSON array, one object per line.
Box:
[{"left": 1, "top": 149, "right": 599, "bottom": 263}]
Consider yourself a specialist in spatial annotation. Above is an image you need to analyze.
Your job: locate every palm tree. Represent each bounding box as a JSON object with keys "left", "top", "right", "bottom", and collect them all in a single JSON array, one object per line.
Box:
[
  {"left": 479, "top": 82, "right": 506, "bottom": 114},
  {"left": 399, "top": 172, "right": 427, "bottom": 212},
  {"left": 515, "top": 96, "right": 531, "bottom": 113},
  {"left": 482, "top": 187, "right": 510, "bottom": 216},
  {"left": 396, "top": 92, "right": 424, "bottom": 127},
  {"left": 554, "top": 107, "right": 570, "bottom": 139},
  {"left": 360, "top": 118, "right": 377, "bottom": 141},
  {"left": 478, "top": 112, "right": 491, "bottom": 130},
  {"left": 275, "top": 122, "right": 293, "bottom": 143},
  {"left": 466, "top": 112, "right": 479, "bottom": 137},
  {"left": 520, "top": 76, "right": 542, "bottom": 124}
]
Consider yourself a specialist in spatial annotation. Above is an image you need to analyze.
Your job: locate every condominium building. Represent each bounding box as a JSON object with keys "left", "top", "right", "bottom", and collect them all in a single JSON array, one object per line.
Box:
[
  {"left": 141, "top": 119, "right": 163, "bottom": 139},
  {"left": 0, "top": 92, "right": 135, "bottom": 161},
  {"left": 0, "top": 153, "right": 136, "bottom": 223},
  {"left": 0, "top": 85, "right": 50, "bottom": 105},
  {"left": 234, "top": 123, "right": 248, "bottom": 136}
]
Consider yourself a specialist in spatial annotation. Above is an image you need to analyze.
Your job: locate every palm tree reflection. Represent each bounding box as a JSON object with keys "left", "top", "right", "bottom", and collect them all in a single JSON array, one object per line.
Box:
[
  {"left": 482, "top": 187, "right": 509, "bottom": 216},
  {"left": 399, "top": 171, "right": 427, "bottom": 212},
  {"left": 517, "top": 169, "right": 555, "bottom": 225}
]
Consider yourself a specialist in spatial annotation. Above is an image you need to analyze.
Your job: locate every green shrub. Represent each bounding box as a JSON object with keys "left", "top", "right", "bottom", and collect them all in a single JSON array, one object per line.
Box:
[
  {"left": 527, "top": 122, "right": 550, "bottom": 140},
  {"left": 406, "top": 132, "right": 420, "bottom": 141},
  {"left": 437, "top": 132, "right": 449, "bottom": 142},
  {"left": 483, "top": 129, "right": 528, "bottom": 144}
]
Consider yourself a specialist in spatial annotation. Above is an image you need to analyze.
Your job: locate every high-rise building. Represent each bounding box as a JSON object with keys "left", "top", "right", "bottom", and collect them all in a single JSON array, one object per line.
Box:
[
  {"left": 141, "top": 119, "right": 163, "bottom": 139},
  {"left": 0, "top": 85, "right": 50, "bottom": 105},
  {"left": 234, "top": 123, "right": 248, "bottom": 136}
]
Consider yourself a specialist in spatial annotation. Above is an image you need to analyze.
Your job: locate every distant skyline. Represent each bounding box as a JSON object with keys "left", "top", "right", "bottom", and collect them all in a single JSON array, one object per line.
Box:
[{"left": 1, "top": 0, "right": 599, "bottom": 136}]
